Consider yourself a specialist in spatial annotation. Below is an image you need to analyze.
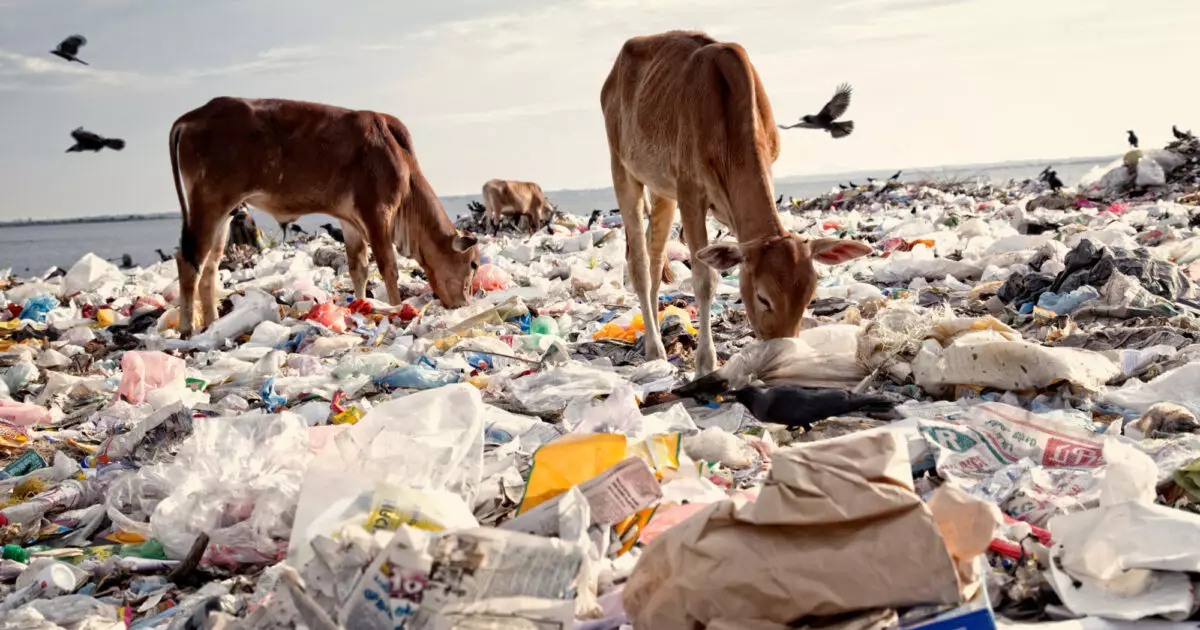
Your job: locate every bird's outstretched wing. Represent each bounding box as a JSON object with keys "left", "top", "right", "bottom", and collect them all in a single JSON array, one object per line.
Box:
[
  {"left": 818, "top": 83, "right": 852, "bottom": 122},
  {"left": 71, "top": 127, "right": 101, "bottom": 144},
  {"left": 778, "top": 121, "right": 821, "bottom": 130},
  {"left": 57, "top": 35, "right": 87, "bottom": 55}
]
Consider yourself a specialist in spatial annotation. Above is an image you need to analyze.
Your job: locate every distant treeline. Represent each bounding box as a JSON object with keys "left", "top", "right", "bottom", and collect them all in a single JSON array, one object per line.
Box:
[{"left": 0, "top": 213, "right": 177, "bottom": 228}]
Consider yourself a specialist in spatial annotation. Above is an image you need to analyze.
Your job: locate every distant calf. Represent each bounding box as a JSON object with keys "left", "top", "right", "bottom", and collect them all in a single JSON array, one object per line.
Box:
[
  {"left": 169, "top": 97, "right": 479, "bottom": 337},
  {"left": 482, "top": 179, "right": 554, "bottom": 236},
  {"left": 602, "top": 32, "right": 871, "bottom": 375}
]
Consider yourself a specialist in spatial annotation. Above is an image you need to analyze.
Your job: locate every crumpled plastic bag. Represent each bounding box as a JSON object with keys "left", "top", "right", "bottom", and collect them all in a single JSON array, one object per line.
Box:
[
  {"left": 117, "top": 351, "right": 186, "bottom": 404},
  {"left": 0, "top": 399, "right": 51, "bottom": 427},
  {"left": 472, "top": 263, "right": 512, "bottom": 292},
  {"left": 302, "top": 303, "right": 350, "bottom": 333},
  {"left": 62, "top": 253, "right": 124, "bottom": 297},
  {"left": 18, "top": 294, "right": 60, "bottom": 323},
  {"left": 189, "top": 288, "right": 281, "bottom": 349},
  {"left": 148, "top": 411, "right": 312, "bottom": 565},
  {"left": 288, "top": 383, "right": 485, "bottom": 568}
]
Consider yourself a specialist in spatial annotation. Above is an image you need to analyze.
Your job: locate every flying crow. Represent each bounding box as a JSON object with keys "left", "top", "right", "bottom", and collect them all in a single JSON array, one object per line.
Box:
[
  {"left": 66, "top": 127, "right": 124, "bottom": 152},
  {"left": 51, "top": 35, "right": 88, "bottom": 65},
  {"left": 778, "top": 83, "right": 854, "bottom": 139}
]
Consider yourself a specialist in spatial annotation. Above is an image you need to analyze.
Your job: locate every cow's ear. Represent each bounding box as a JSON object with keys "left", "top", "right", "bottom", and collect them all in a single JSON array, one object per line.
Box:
[{"left": 453, "top": 234, "right": 478, "bottom": 252}]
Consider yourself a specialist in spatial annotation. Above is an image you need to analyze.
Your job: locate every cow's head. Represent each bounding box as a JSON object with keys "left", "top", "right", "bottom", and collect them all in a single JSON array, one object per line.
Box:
[
  {"left": 428, "top": 232, "right": 480, "bottom": 309},
  {"left": 542, "top": 201, "right": 557, "bottom": 235},
  {"left": 696, "top": 236, "right": 871, "bottom": 339}
]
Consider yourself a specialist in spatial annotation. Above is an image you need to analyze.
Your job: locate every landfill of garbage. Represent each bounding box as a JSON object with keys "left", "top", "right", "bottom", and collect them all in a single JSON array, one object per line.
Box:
[{"left": 4, "top": 136, "right": 1200, "bottom": 629}]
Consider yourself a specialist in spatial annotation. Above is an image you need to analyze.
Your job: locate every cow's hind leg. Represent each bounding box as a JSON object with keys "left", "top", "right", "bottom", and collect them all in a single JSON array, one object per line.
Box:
[
  {"left": 198, "top": 218, "right": 232, "bottom": 327},
  {"left": 343, "top": 224, "right": 370, "bottom": 300},
  {"left": 647, "top": 193, "right": 677, "bottom": 297},
  {"left": 612, "top": 158, "right": 666, "bottom": 362},
  {"left": 176, "top": 193, "right": 235, "bottom": 337}
]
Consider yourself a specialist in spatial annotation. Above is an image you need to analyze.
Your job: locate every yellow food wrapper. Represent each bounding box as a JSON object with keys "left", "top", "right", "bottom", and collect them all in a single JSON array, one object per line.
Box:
[
  {"left": 627, "top": 433, "right": 681, "bottom": 479},
  {"left": 366, "top": 481, "right": 477, "bottom": 533},
  {"left": 331, "top": 407, "right": 364, "bottom": 425},
  {"left": 518, "top": 432, "right": 675, "bottom": 555},
  {"left": 518, "top": 432, "right": 627, "bottom": 515}
]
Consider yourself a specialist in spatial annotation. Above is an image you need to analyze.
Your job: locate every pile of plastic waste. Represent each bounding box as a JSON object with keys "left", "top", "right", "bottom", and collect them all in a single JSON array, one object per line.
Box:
[{"left": 6, "top": 137, "right": 1200, "bottom": 629}]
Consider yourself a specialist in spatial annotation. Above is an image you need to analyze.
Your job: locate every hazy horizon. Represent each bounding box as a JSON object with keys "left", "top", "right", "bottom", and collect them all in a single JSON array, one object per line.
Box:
[{"left": 1, "top": 0, "right": 1196, "bottom": 219}]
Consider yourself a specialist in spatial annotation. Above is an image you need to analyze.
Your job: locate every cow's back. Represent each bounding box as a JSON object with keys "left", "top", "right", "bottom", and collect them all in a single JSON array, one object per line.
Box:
[
  {"left": 601, "top": 31, "right": 779, "bottom": 199},
  {"left": 175, "top": 98, "right": 407, "bottom": 214}
]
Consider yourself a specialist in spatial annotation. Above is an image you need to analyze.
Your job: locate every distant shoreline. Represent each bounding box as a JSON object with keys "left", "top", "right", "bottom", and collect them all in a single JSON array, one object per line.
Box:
[
  {"left": 0, "top": 153, "right": 1115, "bottom": 228},
  {"left": 0, "top": 213, "right": 178, "bottom": 228}
]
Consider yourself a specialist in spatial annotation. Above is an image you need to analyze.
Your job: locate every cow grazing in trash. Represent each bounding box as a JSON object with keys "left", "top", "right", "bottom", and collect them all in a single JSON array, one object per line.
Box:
[
  {"left": 169, "top": 97, "right": 479, "bottom": 337},
  {"left": 481, "top": 179, "right": 556, "bottom": 236},
  {"left": 601, "top": 31, "right": 872, "bottom": 375}
]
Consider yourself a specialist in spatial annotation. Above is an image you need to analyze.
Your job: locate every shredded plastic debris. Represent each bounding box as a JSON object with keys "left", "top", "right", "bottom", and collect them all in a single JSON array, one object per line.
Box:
[{"left": 4, "top": 135, "right": 1200, "bottom": 628}]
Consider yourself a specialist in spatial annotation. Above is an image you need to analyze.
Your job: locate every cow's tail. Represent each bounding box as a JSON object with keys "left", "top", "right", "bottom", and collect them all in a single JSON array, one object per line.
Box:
[{"left": 169, "top": 121, "right": 199, "bottom": 269}]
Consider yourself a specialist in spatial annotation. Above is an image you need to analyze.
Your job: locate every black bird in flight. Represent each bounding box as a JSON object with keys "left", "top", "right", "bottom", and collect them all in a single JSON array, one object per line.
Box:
[
  {"left": 320, "top": 223, "right": 345, "bottom": 243},
  {"left": 889, "top": 170, "right": 902, "bottom": 181},
  {"left": 66, "top": 127, "right": 125, "bottom": 152},
  {"left": 731, "top": 385, "right": 901, "bottom": 431},
  {"left": 778, "top": 83, "right": 854, "bottom": 139},
  {"left": 1173, "top": 125, "right": 1194, "bottom": 141},
  {"left": 1127, "top": 130, "right": 1139, "bottom": 149},
  {"left": 51, "top": 35, "right": 89, "bottom": 65}
]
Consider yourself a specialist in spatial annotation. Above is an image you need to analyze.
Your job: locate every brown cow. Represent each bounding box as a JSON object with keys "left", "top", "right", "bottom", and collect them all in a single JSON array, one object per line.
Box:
[
  {"left": 601, "top": 32, "right": 871, "bottom": 375},
  {"left": 169, "top": 97, "right": 479, "bottom": 337},
  {"left": 481, "top": 179, "right": 555, "bottom": 236}
]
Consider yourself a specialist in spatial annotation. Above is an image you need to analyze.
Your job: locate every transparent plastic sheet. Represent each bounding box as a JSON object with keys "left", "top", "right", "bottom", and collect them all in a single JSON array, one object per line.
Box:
[
  {"left": 506, "top": 363, "right": 628, "bottom": 414},
  {"left": 144, "top": 411, "right": 313, "bottom": 563},
  {"left": 288, "top": 384, "right": 485, "bottom": 568}
]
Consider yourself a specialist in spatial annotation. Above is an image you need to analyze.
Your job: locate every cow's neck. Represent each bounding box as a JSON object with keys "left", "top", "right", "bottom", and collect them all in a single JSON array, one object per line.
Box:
[
  {"left": 397, "top": 172, "right": 456, "bottom": 265},
  {"left": 725, "top": 168, "right": 784, "bottom": 244}
]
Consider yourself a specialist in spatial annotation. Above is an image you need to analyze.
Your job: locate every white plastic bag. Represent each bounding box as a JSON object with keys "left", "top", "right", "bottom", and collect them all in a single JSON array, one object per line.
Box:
[
  {"left": 62, "top": 253, "right": 124, "bottom": 297},
  {"left": 288, "top": 384, "right": 486, "bottom": 567},
  {"left": 148, "top": 411, "right": 313, "bottom": 563}
]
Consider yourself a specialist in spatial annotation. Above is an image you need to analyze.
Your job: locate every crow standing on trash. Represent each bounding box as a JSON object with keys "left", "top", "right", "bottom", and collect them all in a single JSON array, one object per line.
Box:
[
  {"left": 730, "top": 385, "right": 901, "bottom": 431},
  {"left": 1173, "top": 125, "right": 1194, "bottom": 141},
  {"left": 778, "top": 83, "right": 854, "bottom": 139},
  {"left": 51, "top": 34, "right": 89, "bottom": 65},
  {"left": 889, "top": 170, "right": 902, "bottom": 181},
  {"left": 1127, "top": 130, "right": 1139, "bottom": 149},
  {"left": 320, "top": 223, "right": 344, "bottom": 243},
  {"left": 65, "top": 127, "right": 125, "bottom": 152}
]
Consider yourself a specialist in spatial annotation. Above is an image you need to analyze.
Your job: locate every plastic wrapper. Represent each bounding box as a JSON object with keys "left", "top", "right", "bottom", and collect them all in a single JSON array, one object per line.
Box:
[
  {"left": 117, "top": 350, "right": 186, "bottom": 404},
  {"left": 189, "top": 288, "right": 281, "bottom": 349},
  {"left": 302, "top": 302, "right": 350, "bottom": 333},
  {"left": 62, "top": 253, "right": 125, "bottom": 297},
  {"left": 0, "top": 399, "right": 51, "bottom": 427},
  {"left": 471, "top": 263, "right": 512, "bottom": 292},
  {"left": 289, "top": 383, "right": 485, "bottom": 568},
  {"left": 145, "top": 411, "right": 312, "bottom": 563}
]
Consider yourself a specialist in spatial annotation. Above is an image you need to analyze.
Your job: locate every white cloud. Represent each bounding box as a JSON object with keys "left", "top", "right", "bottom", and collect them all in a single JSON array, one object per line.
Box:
[
  {"left": 0, "top": 49, "right": 147, "bottom": 88},
  {"left": 183, "top": 46, "right": 324, "bottom": 78}
]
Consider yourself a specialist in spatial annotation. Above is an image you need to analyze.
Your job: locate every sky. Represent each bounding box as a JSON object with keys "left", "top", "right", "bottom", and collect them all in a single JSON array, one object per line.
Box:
[{"left": 1, "top": 0, "right": 1198, "bottom": 220}]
